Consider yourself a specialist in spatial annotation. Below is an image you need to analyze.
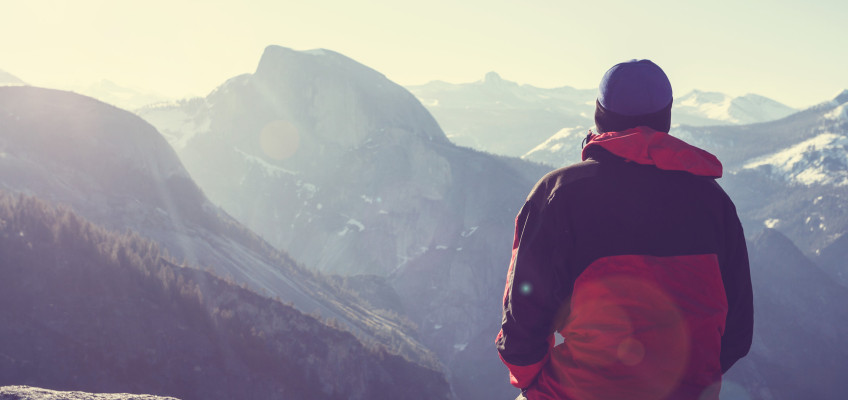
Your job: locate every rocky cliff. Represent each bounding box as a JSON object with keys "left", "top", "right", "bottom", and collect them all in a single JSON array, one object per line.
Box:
[{"left": 0, "top": 386, "right": 180, "bottom": 400}]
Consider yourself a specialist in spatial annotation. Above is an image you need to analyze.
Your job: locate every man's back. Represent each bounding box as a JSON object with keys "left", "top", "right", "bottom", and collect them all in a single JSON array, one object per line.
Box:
[
  {"left": 498, "top": 136, "right": 751, "bottom": 399},
  {"left": 496, "top": 59, "right": 752, "bottom": 400}
]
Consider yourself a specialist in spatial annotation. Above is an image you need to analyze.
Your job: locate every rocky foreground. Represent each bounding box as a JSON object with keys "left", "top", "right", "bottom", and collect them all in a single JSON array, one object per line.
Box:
[{"left": 0, "top": 386, "right": 180, "bottom": 400}]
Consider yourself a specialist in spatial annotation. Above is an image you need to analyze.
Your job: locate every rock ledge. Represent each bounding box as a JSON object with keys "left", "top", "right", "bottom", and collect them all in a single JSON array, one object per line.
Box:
[{"left": 0, "top": 386, "right": 180, "bottom": 400}]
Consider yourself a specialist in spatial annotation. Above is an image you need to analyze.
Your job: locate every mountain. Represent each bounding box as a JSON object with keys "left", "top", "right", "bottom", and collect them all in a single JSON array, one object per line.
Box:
[
  {"left": 405, "top": 74, "right": 796, "bottom": 161},
  {"left": 0, "top": 86, "right": 435, "bottom": 366},
  {"left": 725, "top": 229, "right": 848, "bottom": 400},
  {"left": 406, "top": 72, "right": 597, "bottom": 157},
  {"left": 521, "top": 125, "right": 590, "bottom": 168},
  {"left": 139, "top": 45, "right": 550, "bottom": 399},
  {"left": 818, "top": 233, "right": 848, "bottom": 287},
  {"left": 77, "top": 79, "right": 172, "bottom": 111},
  {"left": 0, "top": 69, "right": 25, "bottom": 85},
  {"left": 0, "top": 193, "right": 451, "bottom": 400},
  {"left": 673, "top": 90, "right": 797, "bottom": 126}
]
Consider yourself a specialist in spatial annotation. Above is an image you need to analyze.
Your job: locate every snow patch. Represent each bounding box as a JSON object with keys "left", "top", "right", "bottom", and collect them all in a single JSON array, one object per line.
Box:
[
  {"left": 348, "top": 219, "right": 365, "bottom": 232},
  {"left": 460, "top": 226, "right": 479, "bottom": 238},
  {"left": 677, "top": 91, "right": 734, "bottom": 121},
  {"left": 824, "top": 103, "right": 848, "bottom": 121},
  {"left": 522, "top": 126, "right": 588, "bottom": 166},
  {"left": 743, "top": 133, "right": 848, "bottom": 186},
  {"left": 764, "top": 218, "right": 780, "bottom": 228},
  {"left": 234, "top": 148, "right": 297, "bottom": 177},
  {"left": 454, "top": 343, "right": 468, "bottom": 351},
  {"left": 297, "top": 181, "right": 318, "bottom": 200},
  {"left": 338, "top": 218, "right": 365, "bottom": 236}
]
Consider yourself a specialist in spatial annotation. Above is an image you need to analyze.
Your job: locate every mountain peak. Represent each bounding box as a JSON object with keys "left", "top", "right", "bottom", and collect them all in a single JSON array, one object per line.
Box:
[
  {"left": 833, "top": 89, "right": 848, "bottom": 105},
  {"left": 250, "top": 44, "right": 448, "bottom": 146},
  {"left": 256, "top": 45, "right": 347, "bottom": 75},
  {"left": 484, "top": 71, "right": 503, "bottom": 83}
]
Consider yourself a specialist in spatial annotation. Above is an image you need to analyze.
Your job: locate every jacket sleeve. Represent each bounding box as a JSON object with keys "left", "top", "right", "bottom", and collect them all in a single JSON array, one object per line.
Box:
[
  {"left": 496, "top": 192, "right": 566, "bottom": 388},
  {"left": 719, "top": 199, "right": 754, "bottom": 373}
]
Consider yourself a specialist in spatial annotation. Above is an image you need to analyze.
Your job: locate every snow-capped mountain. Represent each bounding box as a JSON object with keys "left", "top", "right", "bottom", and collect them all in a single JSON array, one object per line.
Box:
[
  {"left": 673, "top": 90, "right": 797, "bottom": 126},
  {"left": 738, "top": 93, "right": 848, "bottom": 187},
  {"left": 0, "top": 86, "right": 435, "bottom": 366},
  {"left": 522, "top": 125, "right": 589, "bottom": 167},
  {"left": 743, "top": 131, "right": 848, "bottom": 186},
  {"left": 139, "top": 46, "right": 548, "bottom": 400},
  {"left": 406, "top": 74, "right": 796, "bottom": 162}
]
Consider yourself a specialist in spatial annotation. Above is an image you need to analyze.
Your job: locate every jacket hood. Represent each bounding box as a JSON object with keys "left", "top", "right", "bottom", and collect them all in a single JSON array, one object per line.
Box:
[{"left": 581, "top": 126, "right": 723, "bottom": 178}]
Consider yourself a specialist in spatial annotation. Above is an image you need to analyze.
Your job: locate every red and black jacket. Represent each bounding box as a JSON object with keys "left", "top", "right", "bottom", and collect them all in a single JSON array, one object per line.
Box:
[{"left": 496, "top": 127, "right": 753, "bottom": 400}]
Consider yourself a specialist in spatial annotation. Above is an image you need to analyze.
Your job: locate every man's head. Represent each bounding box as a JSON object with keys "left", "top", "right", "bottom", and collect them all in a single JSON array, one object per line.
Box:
[{"left": 594, "top": 59, "right": 673, "bottom": 134}]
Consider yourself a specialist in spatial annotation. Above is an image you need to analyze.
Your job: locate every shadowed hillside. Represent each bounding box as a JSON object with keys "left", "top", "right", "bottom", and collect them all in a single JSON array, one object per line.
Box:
[{"left": 0, "top": 192, "right": 451, "bottom": 400}]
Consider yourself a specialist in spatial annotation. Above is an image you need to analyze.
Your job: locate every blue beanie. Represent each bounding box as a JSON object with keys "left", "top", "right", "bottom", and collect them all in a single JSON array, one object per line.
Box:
[{"left": 595, "top": 59, "right": 673, "bottom": 133}]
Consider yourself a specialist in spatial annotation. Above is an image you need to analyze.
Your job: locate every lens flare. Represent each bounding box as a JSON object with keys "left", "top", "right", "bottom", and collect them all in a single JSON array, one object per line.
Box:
[
  {"left": 617, "top": 336, "right": 645, "bottom": 366},
  {"left": 260, "top": 120, "right": 300, "bottom": 160},
  {"left": 560, "top": 274, "right": 690, "bottom": 400}
]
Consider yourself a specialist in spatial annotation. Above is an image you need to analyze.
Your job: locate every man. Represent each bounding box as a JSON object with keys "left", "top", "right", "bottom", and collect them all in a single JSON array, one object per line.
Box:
[{"left": 496, "top": 60, "right": 753, "bottom": 400}]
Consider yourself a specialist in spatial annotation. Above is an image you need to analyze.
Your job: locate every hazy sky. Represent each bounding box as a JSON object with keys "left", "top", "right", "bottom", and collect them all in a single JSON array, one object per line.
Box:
[{"left": 3, "top": 0, "right": 846, "bottom": 108}]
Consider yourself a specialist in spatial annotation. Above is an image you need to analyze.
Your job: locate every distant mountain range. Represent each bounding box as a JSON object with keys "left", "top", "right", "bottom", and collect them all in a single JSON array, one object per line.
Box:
[
  {"left": 674, "top": 90, "right": 797, "bottom": 126},
  {"left": 0, "top": 68, "right": 170, "bottom": 111},
  {"left": 406, "top": 73, "right": 797, "bottom": 164},
  {"left": 75, "top": 79, "right": 172, "bottom": 111}
]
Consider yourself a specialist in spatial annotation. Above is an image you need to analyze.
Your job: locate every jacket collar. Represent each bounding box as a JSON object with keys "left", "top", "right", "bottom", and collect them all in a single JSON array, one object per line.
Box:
[{"left": 581, "top": 126, "right": 722, "bottom": 178}]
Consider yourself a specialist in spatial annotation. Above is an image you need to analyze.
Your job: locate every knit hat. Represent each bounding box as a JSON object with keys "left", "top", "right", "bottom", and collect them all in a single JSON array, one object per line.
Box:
[{"left": 594, "top": 59, "right": 673, "bottom": 133}]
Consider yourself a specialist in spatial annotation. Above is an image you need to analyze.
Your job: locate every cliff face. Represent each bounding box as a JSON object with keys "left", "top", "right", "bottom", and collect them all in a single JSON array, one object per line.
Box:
[{"left": 0, "top": 193, "right": 451, "bottom": 400}]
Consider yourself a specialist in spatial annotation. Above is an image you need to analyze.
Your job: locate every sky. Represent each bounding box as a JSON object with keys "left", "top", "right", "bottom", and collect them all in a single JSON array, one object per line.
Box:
[{"left": 2, "top": 0, "right": 846, "bottom": 109}]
